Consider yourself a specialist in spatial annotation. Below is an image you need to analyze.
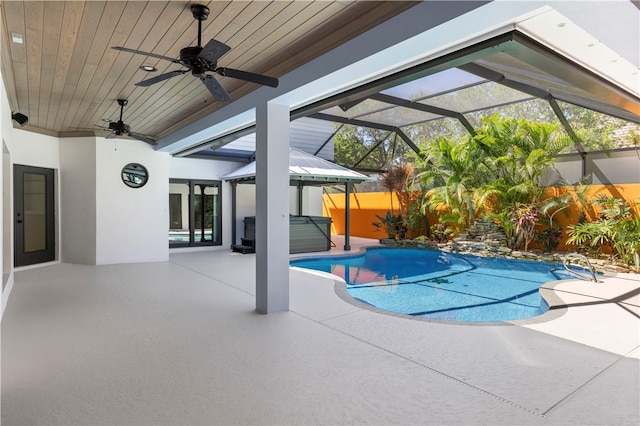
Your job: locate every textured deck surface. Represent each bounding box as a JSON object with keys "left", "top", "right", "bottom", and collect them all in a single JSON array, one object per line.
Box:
[{"left": 2, "top": 236, "right": 638, "bottom": 425}]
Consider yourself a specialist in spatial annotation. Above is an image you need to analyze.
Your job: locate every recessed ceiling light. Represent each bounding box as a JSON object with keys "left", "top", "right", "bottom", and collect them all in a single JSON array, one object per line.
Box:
[
  {"left": 139, "top": 65, "right": 157, "bottom": 72},
  {"left": 11, "top": 32, "right": 23, "bottom": 44},
  {"left": 556, "top": 22, "right": 566, "bottom": 28}
]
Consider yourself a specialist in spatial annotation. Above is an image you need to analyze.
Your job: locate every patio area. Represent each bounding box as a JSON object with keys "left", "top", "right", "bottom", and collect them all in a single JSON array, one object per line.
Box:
[{"left": 2, "top": 237, "right": 638, "bottom": 425}]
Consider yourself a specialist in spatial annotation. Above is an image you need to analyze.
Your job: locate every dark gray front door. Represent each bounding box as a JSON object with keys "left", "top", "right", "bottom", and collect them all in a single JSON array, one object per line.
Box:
[{"left": 14, "top": 165, "right": 55, "bottom": 267}]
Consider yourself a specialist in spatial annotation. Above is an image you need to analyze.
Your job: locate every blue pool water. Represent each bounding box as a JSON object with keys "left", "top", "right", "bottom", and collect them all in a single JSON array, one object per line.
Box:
[
  {"left": 169, "top": 232, "right": 212, "bottom": 242},
  {"left": 290, "top": 247, "right": 576, "bottom": 322}
]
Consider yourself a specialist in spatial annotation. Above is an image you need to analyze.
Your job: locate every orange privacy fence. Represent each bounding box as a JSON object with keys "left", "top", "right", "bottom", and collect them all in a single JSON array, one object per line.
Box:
[{"left": 323, "top": 184, "right": 640, "bottom": 247}]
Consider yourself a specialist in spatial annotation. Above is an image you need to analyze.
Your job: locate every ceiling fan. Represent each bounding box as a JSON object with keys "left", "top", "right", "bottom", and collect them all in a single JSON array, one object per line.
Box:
[
  {"left": 112, "top": 4, "right": 279, "bottom": 102},
  {"left": 102, "top": 99, "right": 156, "bottom": 145}
]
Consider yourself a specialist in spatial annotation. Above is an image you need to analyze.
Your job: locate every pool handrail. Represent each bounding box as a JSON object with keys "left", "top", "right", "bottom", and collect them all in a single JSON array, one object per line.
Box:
[{"left": 562, "top": 253, "right": 599, "bottom": 282}]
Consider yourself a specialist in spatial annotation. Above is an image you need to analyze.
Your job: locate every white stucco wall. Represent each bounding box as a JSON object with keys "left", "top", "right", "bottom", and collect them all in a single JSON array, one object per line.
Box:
[
  {"left": 169, "top": 156, "right": 241, "bottom": 181},
  {"left": 235, "top": 184, "right": 255, "bottom": 244},
  {"left": 7, "top": 128, "right": 60, "bottom": 170},
  {"left": 0, "top": 73, "right": 11, "bottom": 318},
  {"left": 237, "top": 185, "right": 323, "bottom": 217},
  {"left": 3, "top": 143, "right": 11, "bottom": 279},
  {"left": 287, "top": 186, "right": 323, "bottom": 216},
  {"left": 1, "top": 142, "right": 10, "bottom": 318},
  {"left": 95, "top": 139, "right": 169, "bottom": 264},
  {"left": 59, "top": 137, "right": 97, "bottom": 264},
  {"left": 300, "top": 187, "right": 323, "bottom": 216}
]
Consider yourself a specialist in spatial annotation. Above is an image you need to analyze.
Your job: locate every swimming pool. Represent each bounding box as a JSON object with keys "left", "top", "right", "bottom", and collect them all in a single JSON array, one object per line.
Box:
[
  {"left": 169, "top": 231, "right": 212, "bottom": 242},
  {"left": 290, "top": 247, "right": 576, "bottom": 322}
]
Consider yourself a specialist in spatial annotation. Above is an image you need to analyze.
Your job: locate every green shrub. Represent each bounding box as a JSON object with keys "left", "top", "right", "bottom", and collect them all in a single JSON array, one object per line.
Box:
[
  {"left": 430, "top": 223, "right": 453, "bottom": 243},
  {"left": 566, "top": 197, "right": 639, "bottom": 267},
  {"left": 536, "top": 226, "right": 563, "bottom": 253},
  {"left": 372, "top": 211, "right": 407, "bottom": 239},
  {"left": 612, "top": 216, "right": 640, "bottom": 267}
]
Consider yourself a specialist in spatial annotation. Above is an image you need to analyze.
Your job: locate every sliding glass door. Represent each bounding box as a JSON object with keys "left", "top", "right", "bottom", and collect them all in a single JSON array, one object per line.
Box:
[{"left": 169, "top": 179, "right": 221, "bottom": 248}]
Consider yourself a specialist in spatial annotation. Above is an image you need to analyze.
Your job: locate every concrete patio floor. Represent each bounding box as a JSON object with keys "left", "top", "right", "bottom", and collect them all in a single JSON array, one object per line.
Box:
[{"left": 2, "top": 236, "right": 638, "bottom": 425}]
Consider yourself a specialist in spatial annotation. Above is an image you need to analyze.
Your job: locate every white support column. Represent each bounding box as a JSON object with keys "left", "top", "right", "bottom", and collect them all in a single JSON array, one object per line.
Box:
[{"left": 255, "top": 101, "right": 290, "bottom": 314}]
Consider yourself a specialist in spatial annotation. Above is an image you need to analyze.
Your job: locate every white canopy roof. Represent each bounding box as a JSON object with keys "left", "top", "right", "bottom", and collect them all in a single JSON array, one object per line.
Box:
[{"left": 222, "top": 148, "right": 372, "bottom": 184}]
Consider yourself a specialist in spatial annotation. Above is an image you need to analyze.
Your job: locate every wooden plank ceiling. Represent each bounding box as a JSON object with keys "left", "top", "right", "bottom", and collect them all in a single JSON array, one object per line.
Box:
[{"left": 0, "top": 1, "right": 417, "bottom": 141}]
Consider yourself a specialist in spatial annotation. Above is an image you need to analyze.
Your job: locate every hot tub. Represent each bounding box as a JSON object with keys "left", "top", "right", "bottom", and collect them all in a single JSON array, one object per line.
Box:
[{"left": 243, "top": 216, "right": 332, "bottom": 253}]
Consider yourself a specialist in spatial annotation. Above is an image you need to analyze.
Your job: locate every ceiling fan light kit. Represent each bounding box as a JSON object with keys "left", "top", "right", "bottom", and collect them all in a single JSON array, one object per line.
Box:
[{"left": 112, "top": 4, "right": 279, "bottom": 102}]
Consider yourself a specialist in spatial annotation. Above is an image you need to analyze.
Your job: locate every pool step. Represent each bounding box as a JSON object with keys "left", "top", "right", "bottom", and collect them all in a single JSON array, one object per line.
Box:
[{"left": 231, "top": 238, "right": 255, "bottom": 254}]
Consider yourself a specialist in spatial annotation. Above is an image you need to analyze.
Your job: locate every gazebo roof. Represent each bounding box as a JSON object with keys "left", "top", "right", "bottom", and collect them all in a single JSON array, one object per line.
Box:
[{"left": 222, "top": 148, "right": 372, "bottom": 185}]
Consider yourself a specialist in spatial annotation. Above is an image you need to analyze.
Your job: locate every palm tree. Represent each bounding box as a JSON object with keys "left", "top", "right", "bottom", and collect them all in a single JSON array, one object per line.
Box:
[
  {"left": 417, "top": 115, "right": 573, "bottom": 237},
  {"left": 379, "top": 163, "right": 414, "bottom": 216},
  {"left": 474, "top": 115, "right": 572, "bottom": 208},
  {"left": 419, "top": 136, "right": 491, "bottom": 228}
]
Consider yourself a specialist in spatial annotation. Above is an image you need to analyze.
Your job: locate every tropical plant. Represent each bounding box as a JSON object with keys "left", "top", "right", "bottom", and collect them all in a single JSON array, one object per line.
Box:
[
  {"left": 569, "top": 176, "right": 594, "bottom": 223},
  {"left": 612, "top": 216, "right": 640, "bottom": 268},
  {"left": 379, "top": 163, "right": 415, "bottom": 216},
  {"left": 536, "top": 193, "right": 572, "bottom": 252},
  {"left": 592, "top": 194, "right": 630, "bottom": 221},
  {"left": 474, "top": 115, "right": 573, "bottom": 208},
  {"left": 417, "top": 115, "right": 573, "bottom": 235},
  {"left": 430, "top": 223, "right": 453, "bottom": 243},
  {"left": 566, "top": 220, "right": 616, "bottom": 257},
  {"left": 372, "top": 211, "right": 407, "bottom": 239},
  {"left": 566, "top": 195, "right": 637, "bottom": 263},
  {"left": 404, "top": 195, "right": 430, "bottom": 237},
  {"left": 509, "top": 203, "right": 539, "bottom": 252},
  {"left": 419, "top": 136, "right": 490, "bottom": 229},
  {"left": 536, "top": 227, "right": 563, "bottom": 253}
]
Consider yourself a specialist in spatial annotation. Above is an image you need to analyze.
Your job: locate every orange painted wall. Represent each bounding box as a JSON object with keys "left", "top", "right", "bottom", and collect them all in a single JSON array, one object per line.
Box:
[
  {"left": 323, "top": 184, "right": 640, "bottom": 248},
  {"left": 322, "top": 191, "right": 439, "bottom": 239},
  {"left": 539, "top": 183, "right": 640, "bottom": 251}
]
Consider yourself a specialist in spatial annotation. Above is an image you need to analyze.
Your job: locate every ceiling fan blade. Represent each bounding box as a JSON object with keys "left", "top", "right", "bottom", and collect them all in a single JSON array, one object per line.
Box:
[
  {"left": 198, "top": 39, "right": 231, "bottom": 64},
  {"left": 216, "top": 67, "right": 279, "bottom": 88},
  {"left": 112, "top": 46, "right": 178, "bottom": 63},
  {"left": 201, "top": 75, "right": 231, "bottom": 102},
  {"left": 129, "top": 132, "right": 157, "bottom": 146},
  {"left": 135, "top": 70, "right": 187, "bottom": 87}
]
